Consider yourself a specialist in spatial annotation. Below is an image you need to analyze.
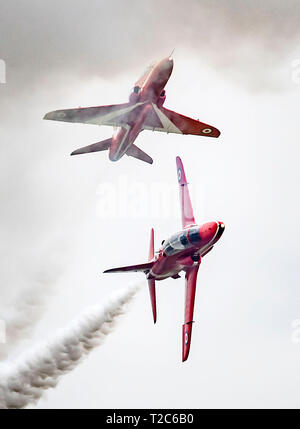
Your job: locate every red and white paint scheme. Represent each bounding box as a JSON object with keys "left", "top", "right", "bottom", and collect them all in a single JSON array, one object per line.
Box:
[
  {"left": 104, "top": 157, "right": 225, "bottom": 361},
  {"left": 44, "top": 57, "right": 220, "bottom": 164}
]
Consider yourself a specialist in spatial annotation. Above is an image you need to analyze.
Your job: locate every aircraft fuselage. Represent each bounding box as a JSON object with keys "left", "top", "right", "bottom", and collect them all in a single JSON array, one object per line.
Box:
[
  {"left": 109, "top": 57, "right": 173, "bottom": 162},
  {"left": 147, "top": 221, "right": 225, "bottom": 280}
]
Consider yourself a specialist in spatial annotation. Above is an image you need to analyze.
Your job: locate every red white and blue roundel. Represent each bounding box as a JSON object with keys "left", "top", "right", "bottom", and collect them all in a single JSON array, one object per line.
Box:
[
  {"left": 177, "top": 167, "right": 182, "bottom": 183},
  {"left": 202, "top": 128, "right": 212, "bottom": 134}
]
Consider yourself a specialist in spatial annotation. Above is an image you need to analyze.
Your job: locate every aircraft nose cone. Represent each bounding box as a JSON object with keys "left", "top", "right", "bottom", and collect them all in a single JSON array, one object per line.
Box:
[
  {"left": 215, "top": 221, "right": 225, "bottom": 241},
  {"left": 168, "top": 57, "right": 174, "bottom": 70},
  {"left": 161, "top": 56, "right": 173, "bottom": 71},
  {"left": 199, "top": 222, "right": 218, "bottom": 245},
  {"left": 208, "top": 221, "right": 218, "bottom": 234}
]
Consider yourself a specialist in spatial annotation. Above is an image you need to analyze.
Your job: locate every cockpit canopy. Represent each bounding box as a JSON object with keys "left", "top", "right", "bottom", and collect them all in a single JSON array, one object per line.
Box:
[
  {"left": 157, "top": 89, "right": 166, "bottom": 107},
  {"left": 129, "top": 85, "right": 141, "bottom": 103},
  {"left": 162, "top": 227, "right": 201, "bottom": 256}
]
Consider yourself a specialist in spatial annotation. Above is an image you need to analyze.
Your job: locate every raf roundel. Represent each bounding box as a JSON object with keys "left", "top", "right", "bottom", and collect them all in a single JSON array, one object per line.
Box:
[
  {"left": 185, "top": 331, "right": 189, "bottom": 345},
  {"left": 202, "top": 128, "right": 212, "bottom": 134},
  {"left": 178, "top": 167, "right": 182, "bottom": 182}
]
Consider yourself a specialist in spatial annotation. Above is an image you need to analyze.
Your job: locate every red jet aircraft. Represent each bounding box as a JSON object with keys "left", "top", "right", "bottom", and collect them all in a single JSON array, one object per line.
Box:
[
  {"left": 44, "top": 57, "right": 220, "bottom": 164},
  {"left": 104, "top": 157, "right": 225, "bottom": 361}
]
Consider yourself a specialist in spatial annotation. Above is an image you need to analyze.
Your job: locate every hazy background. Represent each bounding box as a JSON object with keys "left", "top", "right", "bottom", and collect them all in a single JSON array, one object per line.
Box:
[{"left": 0, "top": 0, "right": 300, "bottom": 408}]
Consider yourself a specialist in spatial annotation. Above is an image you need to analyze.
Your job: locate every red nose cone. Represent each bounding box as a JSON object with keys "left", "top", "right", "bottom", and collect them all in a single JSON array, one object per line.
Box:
[{"left": 199, "top": 222, "right": 218, "bottom": 245}]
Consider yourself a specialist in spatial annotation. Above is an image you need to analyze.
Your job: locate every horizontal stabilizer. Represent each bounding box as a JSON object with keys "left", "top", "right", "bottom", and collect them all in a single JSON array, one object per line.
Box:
[
  {"left": 71, "top": 138, "right": 112, "bottom": 156},
  {"left": 104, "top": 261, "right": 153, "bottom": 274},
  {"left": 126, "top": 144, "right": 153, "bottom": 164}
]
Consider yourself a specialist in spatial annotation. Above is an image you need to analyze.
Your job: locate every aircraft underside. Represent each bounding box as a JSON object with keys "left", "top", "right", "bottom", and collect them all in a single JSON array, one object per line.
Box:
[{"left": 44, "top": 101, "right": 220, "bottom": 165}]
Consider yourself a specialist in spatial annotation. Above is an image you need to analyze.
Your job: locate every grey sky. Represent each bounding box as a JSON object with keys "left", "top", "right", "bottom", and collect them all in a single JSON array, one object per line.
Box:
[
  {"left": 1, "top": 0, "right": 300, "bottom": 92},
  {"left": 0, "top": 0, "right": 300, "bottom": 408}
]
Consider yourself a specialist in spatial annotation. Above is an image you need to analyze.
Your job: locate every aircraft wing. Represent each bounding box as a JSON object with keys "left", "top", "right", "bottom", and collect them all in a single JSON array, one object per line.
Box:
[
  {"left": 182, "top": 265, "right": 200, "bottom": 362},
  {"left": 143, "top": 104, "right": 221, "bottom": 137},
  {"left": 176, "top": 156, "right": 196, "bottom": 229},
  {"left": 143, "top": 104, "right": 220, "bottom": 137},
  {"left": 44, "top": 102, "right": 146, "bottom": 127}
]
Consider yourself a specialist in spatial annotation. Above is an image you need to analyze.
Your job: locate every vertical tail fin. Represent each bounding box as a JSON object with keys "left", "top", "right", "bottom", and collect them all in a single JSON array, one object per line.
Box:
[
  {"left": 176, "top": 156, "right": 196, "bottom": 229},
  {"left": 148, "top": 228, "right": 157, "bottom": 323}
]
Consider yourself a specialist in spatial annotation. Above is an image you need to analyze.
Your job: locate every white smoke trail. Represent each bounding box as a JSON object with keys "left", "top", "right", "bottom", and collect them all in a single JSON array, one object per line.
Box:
[
  {"left": 0, "top": 287, "right": 56, "bottom": 360},
  {"left": 0, "top": 283, "right": 140, "bottom": 409},
  {"left": 0, "top": 256, "right": 64, "bottom": 360}
]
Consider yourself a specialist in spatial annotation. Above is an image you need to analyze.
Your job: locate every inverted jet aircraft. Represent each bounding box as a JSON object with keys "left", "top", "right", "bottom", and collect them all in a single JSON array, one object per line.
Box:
[
  {"left": 44, "top": 57, "right": 220, "bottom": 164},
  {"left": 104, "top": 157, "right": 225, "bottom": 361}
]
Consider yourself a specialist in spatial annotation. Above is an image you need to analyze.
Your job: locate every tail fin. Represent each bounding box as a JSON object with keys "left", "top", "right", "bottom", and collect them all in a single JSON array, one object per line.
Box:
[
  {"left": 71, "top": 138, "right": 112, "bottom": 156},
  {"left": 126, "top": 144, "right": 153, "bottom": 165},
  {"left": 176, "top": 156, "right": 196, "bottom": 229},
  {"left": 148, "top": 228, "right": 157, "bottom": 323}
]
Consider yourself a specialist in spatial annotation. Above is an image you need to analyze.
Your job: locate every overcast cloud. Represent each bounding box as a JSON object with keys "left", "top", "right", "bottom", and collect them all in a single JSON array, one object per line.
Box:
[{"left": 0, "top": 0, "right": 300, "bottom": 408}]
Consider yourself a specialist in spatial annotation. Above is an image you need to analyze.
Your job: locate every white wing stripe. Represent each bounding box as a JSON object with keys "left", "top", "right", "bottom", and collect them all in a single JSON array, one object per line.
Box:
[
  {"left": 151, "top": 103, "right": 182, "bottom": 134},
  {"left": 86, "top": 102, "right": 147, "bottom": 125}
]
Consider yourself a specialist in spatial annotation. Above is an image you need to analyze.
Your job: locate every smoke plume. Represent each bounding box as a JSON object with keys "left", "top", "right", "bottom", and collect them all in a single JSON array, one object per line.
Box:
[
  {"left": 0, "top": 287, "right": 53, "bottom": 360},
  {"left": 0, "top": 284, "right": 140, "bottom": 409},
  {"left": 0, "top": 247, "right": 66, "bottom": 360}
]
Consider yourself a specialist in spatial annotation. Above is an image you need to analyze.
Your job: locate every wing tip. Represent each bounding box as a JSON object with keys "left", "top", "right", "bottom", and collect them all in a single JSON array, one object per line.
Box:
[
  {"left": 43, "top": 110, "right": 62, "bottom": 120},
  {"left": 103, "top": 268, "right": 116, "bottom": 274},
  {"left": 203, "top": 128, "right": 221, "bottom": 138},
  {"left": 182, "top": 322, "right": 193, "bottom": 362}
]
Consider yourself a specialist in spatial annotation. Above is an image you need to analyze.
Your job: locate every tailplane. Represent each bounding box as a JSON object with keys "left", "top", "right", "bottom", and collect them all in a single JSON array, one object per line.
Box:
[
  {"left": 103, "top": 228, "right": 157, "bottom": 323},
  {"left": 126, "top": 144, "right": 153, "bottom": 164},
  {"left": 71, "top": 138, "right": 112, "bottom": 156},
  {"left": 103, "top": 261, "right": 153, "bottom": 274}
]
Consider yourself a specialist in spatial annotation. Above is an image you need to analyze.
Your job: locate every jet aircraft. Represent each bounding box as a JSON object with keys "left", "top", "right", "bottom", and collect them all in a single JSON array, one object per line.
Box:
[
  {"left": 44, "top": 57, "right": 220, "bottom": 164},
  {"left": 104, "top": 157, "right": 225, "bottom": 361}
]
